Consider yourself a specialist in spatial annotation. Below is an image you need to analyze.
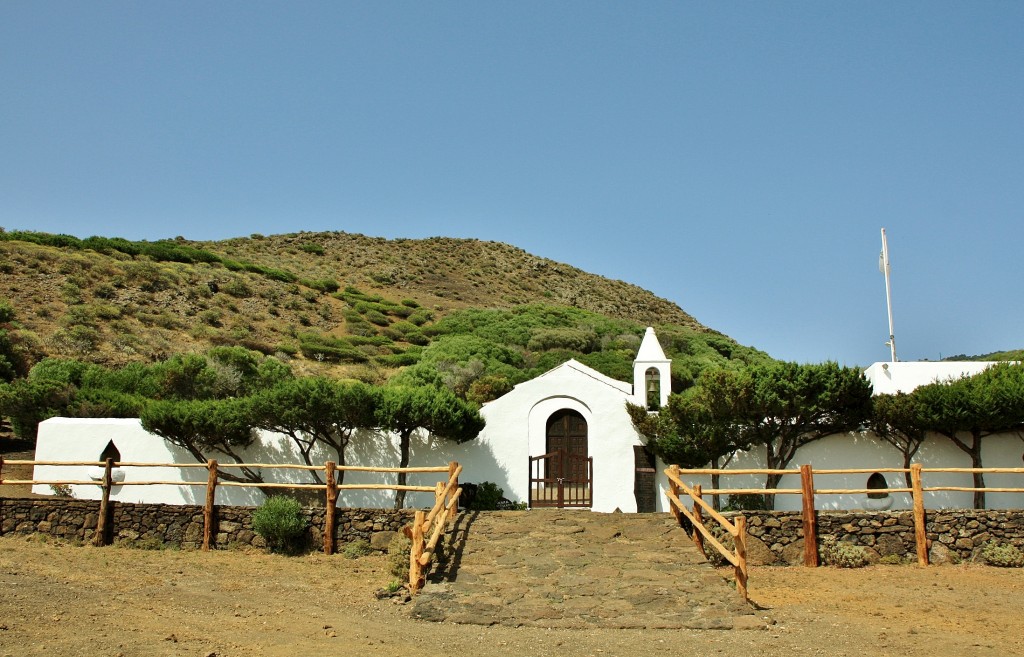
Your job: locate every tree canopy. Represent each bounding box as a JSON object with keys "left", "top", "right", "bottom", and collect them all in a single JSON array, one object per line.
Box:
[
  {"left": 913, "top": 362, "right": 1024, "bottom": 507},
  {"left": 631, "top": 361, "right": 873, "bottom": 506},
  {"left": 375, "top": 384, "right": 485, "bottom": 508}
]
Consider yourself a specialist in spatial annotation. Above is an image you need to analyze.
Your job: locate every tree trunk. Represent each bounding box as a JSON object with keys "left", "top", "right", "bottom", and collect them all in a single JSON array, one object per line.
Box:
[
  {"left": 969, "top": 431, "right": 985, "bottom": 509},
  {"left": 764, "top": 471, "right": 781, "bottom": 510},
  {"left": 393, "top": 430, "right": 412, "bottom": 510},
  {"left": 902, "top": 452, "right": 913, "bottom": 489},
  {"left": 943, "top": 431, "right": 986, "bottom": 509}
]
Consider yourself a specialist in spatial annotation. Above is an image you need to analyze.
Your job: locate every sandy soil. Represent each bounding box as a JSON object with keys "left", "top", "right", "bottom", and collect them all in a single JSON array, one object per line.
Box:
[{"left": 0, "top": 534, "right": 1021, "bottom": 657}]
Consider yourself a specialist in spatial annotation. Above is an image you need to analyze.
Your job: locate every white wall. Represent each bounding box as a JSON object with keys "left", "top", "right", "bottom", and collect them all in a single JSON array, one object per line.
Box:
[
  {"left": 32, "top": 418, "right": 456, "bottom": 508},
  {"left": 863, "top": 361, "right": 1001, "bottom": 395}
]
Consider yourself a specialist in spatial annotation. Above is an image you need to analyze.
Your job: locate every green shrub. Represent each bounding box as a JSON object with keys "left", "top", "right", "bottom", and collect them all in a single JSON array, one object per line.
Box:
[
  {"left": 252, "top": 496, "right": 308, "bottom": 554},
  {"left": 299, "top": 278, "right": 339, "bottom": 294},
  {"left": 722, "top": 494, "right": 771, "bottom": 512},
  {"left": 298, "top": 243, "right": 325, "bottom": 256},
  {"left": 468, "top": 481, "right": 504, "bottom": 511},
  {"left": 979, "top": 541, "right": 1024, "bottom": 567},
  {"left": 387, "top": 533, "right": 411, "bottom": 579},
  {"left": 222, "top": 279, "right": 253, "bottom": 298},
  {"left": 365, "top": 310, "right": 390, "bottom": 326},
  {"left": 822, "top": 539, "right": 870, "bottom": 568},
  {"left": 878, "top": 554, "right": 905, "bottom": 565},
  {"left": 342, "top": 538, "right": 372, "bottom": 559}
]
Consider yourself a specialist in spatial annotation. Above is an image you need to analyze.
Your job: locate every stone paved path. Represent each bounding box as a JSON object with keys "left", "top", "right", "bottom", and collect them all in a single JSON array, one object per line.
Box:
[{"left": 409, "top": 510, "right": 763, "bottom": 629}]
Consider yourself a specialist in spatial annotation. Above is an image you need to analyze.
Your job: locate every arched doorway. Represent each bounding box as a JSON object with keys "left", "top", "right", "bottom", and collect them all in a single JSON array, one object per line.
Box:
[{"left": 529, "top": 409, "right": 592, "bottom": 508}]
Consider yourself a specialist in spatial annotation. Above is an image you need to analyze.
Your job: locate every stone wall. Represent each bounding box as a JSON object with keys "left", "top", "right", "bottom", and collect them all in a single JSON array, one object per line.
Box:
[
  {"left": 732, "top": 509, "right": 1024, "bottom": 565},
  {"left": 0, "top": 498, "right": 414, "bottom": 551}
]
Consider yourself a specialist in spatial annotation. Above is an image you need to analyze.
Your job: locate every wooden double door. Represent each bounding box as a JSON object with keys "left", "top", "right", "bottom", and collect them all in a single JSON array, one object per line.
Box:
[{"left": 529, "top": 410, "right": 592, "bottom": 508}]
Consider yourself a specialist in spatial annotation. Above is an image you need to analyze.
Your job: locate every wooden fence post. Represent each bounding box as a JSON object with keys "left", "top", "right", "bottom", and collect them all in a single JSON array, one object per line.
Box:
[
  {"left": 447, "top": 461, "right": 458, "bottom": 527},
  {"left": 800, "top": 464, "right": 818, "bottom": 567},
  {"left": 911, "top": 463, "right": 929, "bottom": 566},
  {"left": 692, "top": 484, "right": 707, "bottom": 559},
  {"left": 92, "top": 457, "right": 113, "bottom": 547},
  {"left": 668, "top": 464, "right": 682, "bottom": 526},
  {"left": 202, "top": 459, "right": 218, "bottom": 551},
  {"left": 324, "top": 461, "right": 337, "bottom": 555},
  {"left": 734, "top": 515, "right": 748, "bottom": 602},
  {"left": 409, "top": 510, "right": 425, "bottom": 594},
  {"left": 0, "top": 454, "right": 5, "bottom": 485}
]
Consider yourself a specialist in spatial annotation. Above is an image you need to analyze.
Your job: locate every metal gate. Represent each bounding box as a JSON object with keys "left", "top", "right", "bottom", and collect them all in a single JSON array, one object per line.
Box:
[{"left": 529, "top": 449, "right": 593, "bottom": 508}]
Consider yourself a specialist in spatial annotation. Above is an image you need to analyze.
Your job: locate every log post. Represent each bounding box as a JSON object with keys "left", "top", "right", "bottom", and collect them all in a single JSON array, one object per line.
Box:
[
  {"left": 911, "top": 463, "right": 929, "bottom": 566},
  {"left": 0, "top": 454, "right": 5, "bottom": 485},
  {"left": 447, "top": 461, "right": 459, "bottom": 527},
  {"left": 668, "top": 464, "right": 682, "bottom": 526},
  {"left": 734, "top": 515, "right": 749, "bottom": 602},
  {"left": 434, "top": 481, "right": 445, "bottom": 510},
  {"left": 800, "top": 464, "right": 818, "bottom": 567},
  {"left": 692, "top": 484, "right": 707, "bottom": 559},
  {"left": 202, "top": 459, "right": 218, "bottom": 551},
  {"left": 92, "top": 457, "right": 113, "bottom": 547},
  {"left": 409, "top": 509, "right": 426, "bottom": 594},
  {"left": 324, "top": 461, "right": 337, "bottom": 556}
]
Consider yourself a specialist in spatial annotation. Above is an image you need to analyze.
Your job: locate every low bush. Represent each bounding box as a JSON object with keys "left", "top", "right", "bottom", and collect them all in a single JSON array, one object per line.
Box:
[
  {"left": 722, "top": 494, "right": 771, "bottom": 512},
  {"left": 979, "top": 541, "right": 1024, "bottom": 568},
  {"left": 252, "top": 496, "right": 308, "bottom": 554},
  {"left": 342, "top": 538, "right": 372, "bottom": 559},
  {"left": 387, "top": 533, "right": 412, "bottom": 579},
  {"left": 468, "top": 481, "right": 504, "bottom": 511},
  {"left": 822, "top": 539, "right": 870, "bottom": 568}
]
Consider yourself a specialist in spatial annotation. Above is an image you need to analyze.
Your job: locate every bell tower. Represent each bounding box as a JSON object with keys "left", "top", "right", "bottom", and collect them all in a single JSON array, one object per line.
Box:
[{"left": 633, "top": 327, "right": 671, "bottom": 409}]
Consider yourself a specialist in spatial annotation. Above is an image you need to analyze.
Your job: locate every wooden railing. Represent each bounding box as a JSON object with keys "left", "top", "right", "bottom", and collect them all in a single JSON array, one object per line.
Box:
[
  {"left": 664, "top": 464, "right": 748, "bottom": 601},
  {"left": 672, "top": 464, "right": 1024, "bottom": 568},
  {"left": 404, "top": 461, "right": 462, "bottom": 595},
  {"left": 0, "top": 456, "right": 462, "bottom": 592}
]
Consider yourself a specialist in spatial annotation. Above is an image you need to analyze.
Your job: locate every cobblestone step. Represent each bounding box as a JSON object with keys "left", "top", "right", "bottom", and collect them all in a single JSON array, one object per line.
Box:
[{"left": 409, "top": 509, "right": 764, "bottom": 629}]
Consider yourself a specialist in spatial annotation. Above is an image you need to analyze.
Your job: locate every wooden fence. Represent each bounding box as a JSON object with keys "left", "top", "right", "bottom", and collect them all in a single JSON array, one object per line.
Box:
[
  {"left": 664, "top": 465, "right": 748, "bottom": 601},
  {"left": 671, "top": 464, "right": 1024, "bottom": 570},
  {"left": 0, "top": 456, "right": 461, "bottom": 593},
  {"left": 404, "top": 461, "right": 461, "bottom": 594}
]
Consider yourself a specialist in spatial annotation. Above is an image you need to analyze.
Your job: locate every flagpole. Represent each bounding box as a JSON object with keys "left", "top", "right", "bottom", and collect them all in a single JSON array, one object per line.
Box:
[{"left": 880, "top": 228, "right": 897, "bottom": 362}]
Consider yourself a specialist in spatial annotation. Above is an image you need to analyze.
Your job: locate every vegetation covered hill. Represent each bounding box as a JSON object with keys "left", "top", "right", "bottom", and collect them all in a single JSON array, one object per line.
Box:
[
  {"left": 0, "top": 229, "right": 770, "bottom": 395},
  {"left": 943, "top": 349, "right": 1024, "bottom": 362}
]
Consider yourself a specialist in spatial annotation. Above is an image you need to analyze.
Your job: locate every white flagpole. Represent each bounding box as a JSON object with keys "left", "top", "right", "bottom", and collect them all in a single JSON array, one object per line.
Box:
[{"left": 880, "top": 228, "right": 897, "bottom": 362}]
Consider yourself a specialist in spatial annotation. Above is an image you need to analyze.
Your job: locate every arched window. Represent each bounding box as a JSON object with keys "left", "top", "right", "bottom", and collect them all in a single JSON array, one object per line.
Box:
[{"left": 866, "top": 472, "right": 889, "bottom": 499}]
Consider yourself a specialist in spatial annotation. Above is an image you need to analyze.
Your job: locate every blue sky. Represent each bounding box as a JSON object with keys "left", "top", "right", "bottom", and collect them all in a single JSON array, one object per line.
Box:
[{"left": 2, "top": 2, "right": 1022, "bottom": 367}]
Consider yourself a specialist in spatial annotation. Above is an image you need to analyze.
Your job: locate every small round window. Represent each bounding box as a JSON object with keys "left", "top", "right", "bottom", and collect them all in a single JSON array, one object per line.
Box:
[{"left": 866, "top": 472, "right": 889, "bottom": 499}]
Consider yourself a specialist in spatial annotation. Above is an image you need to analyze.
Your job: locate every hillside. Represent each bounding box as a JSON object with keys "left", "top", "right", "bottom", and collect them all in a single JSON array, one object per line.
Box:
[
  {"left": 0, "top": 230, "right": 767, "bottom": 388},
  {"left": 942, "top": 349, "right": 1024, "bottom": 362}
]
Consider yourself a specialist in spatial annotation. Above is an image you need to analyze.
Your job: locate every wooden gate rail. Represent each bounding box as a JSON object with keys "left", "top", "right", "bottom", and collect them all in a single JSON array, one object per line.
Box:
[
  {"left": 671, "top": 464, "right": 1024, "bottom": 568},
  {"left": 528, "top": 450, "right": 593, "bottom": 508},
  {"left": 665, "top": 464, "right": 748, "bottom": 601},
  {"left": 1, "top": 458, "right": 459, "bottom": 556},
  {"left": 404, "top": 461, "right": 462, "bottom": 594}
]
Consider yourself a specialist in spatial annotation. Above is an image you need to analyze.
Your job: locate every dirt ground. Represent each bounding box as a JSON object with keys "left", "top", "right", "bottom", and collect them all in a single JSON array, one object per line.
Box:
[{"left": 0, "top": 534, "right": 1021, "bottom": 657}]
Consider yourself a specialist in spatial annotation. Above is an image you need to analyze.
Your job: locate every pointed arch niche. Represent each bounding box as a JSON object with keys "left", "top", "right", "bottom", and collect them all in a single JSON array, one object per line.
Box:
[{"left": 99, "top": 440, "right": 121, "bottom": 464}]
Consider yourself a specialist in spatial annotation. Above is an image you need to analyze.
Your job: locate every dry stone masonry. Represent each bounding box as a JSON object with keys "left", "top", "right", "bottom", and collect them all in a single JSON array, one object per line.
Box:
[
  {"left": 0, "top": 498, "right": 413, "bottom": 551},
  {"left": 735, "top": 509, "right": 1024, "bottom": 564}
]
